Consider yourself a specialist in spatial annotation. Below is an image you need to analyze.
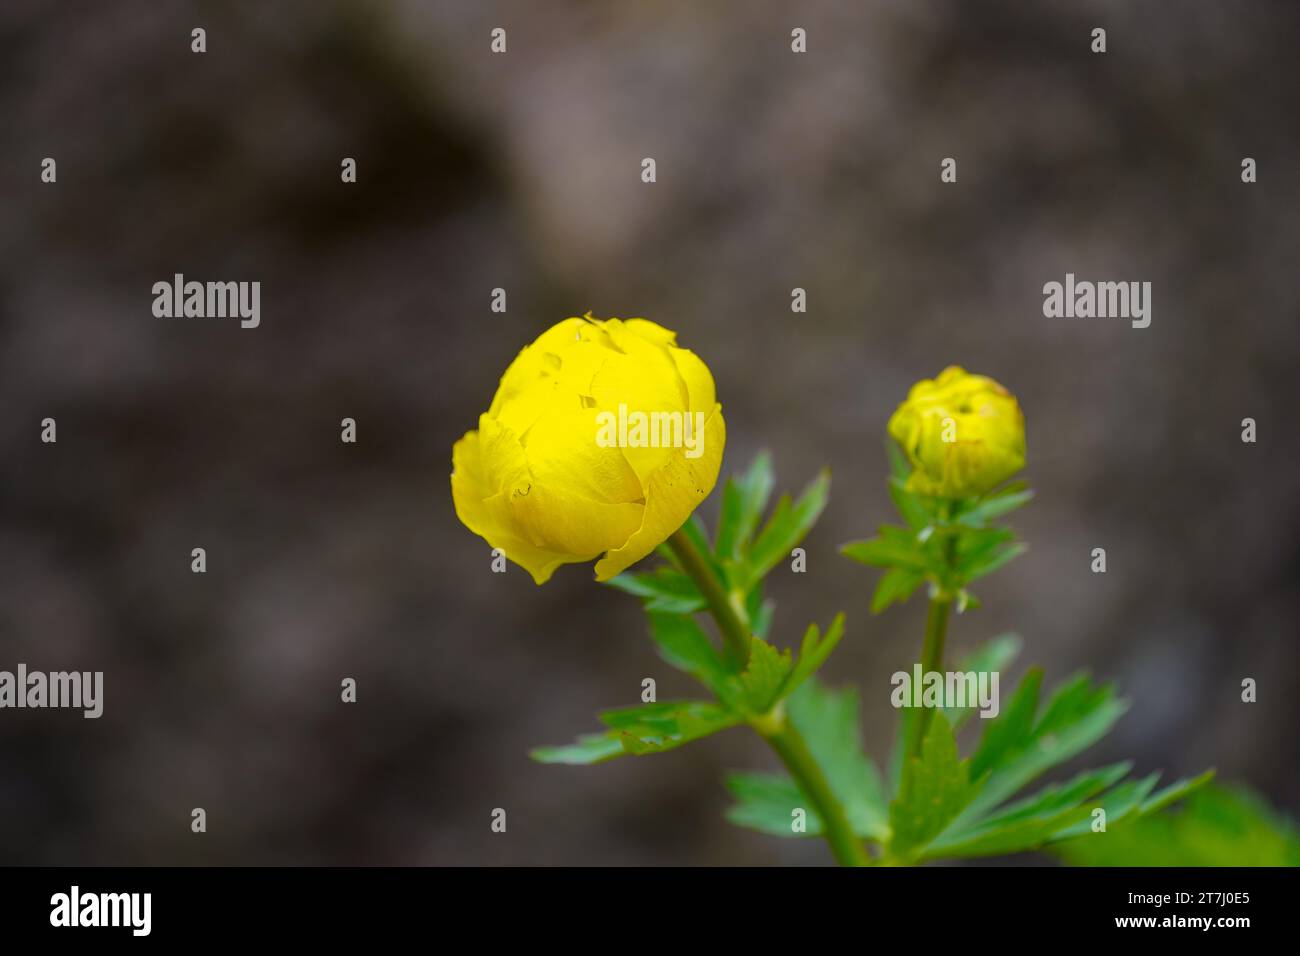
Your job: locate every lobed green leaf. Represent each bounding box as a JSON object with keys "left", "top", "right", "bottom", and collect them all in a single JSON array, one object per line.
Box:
[
  {"left": 607, "top": 567, "right": 706, "bottom": 614},
  {"left": 888, "top": 713, "right": 979, "bottom": 860},
  {"left": 739, "top": 636, "right": 794, "bottom": 714},
  {"left": 1051, "top": 781, "right": 1295, "bottom": 867},
  {"left": 532, "top": 700, "right": 743, "bottom": 765},
  {"left": 726, "top": 679, "right": 889, "bottom": 842},
  {"left": 647, "top": 612, "right": 729, "bottom": 693},
  {"left": 744, "top": 469, "right": 830, "bottom": 586},
  {"left": 716, "top": 451, "right": 775, "bottom": 561}
]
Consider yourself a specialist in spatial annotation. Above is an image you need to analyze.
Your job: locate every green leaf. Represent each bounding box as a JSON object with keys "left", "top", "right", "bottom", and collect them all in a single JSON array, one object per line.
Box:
[
  {"left": 888, "top": 712, "right": 979, "bottom": 860},
  {"left": 647, "top": 612, "right": 728, "bottom": 690},
  {"left": 973, "top": 762, "right": 1132, "bottom": 831},
  {"left": 1047, "top": 772, "right": 1161, "bottom": 841},
  {"left": 607, "top": 568, "right": 705, "bottom": 614},
  {"left": 726, "top": 740, "right": 888, "bottom": 841},
  {"left": 956, "top": 525, "right": 1015, "bottom": 553},
  {"left": 601, "top": 700, "right": 743, "bottom": 757},
  {"left": 926, "top": 763, "right": 1131, "bottom": 859},
  {"left": 886, "top": 438, "right": 912, "bottom": 483},
  {"left": 957, "top": 483, "right": 1033, "bottom": 527},
  {"left": 726, "top": 680, "right": 888, "bottom": 841},
  {"left": 952, "top": 527, "right": 1027, "bottom": 586},
  {"left": 1139, "top": 769, "right": 1217, "bottom": 815},
  {"left": 722, "top": 620, "right": 857, "bottom": 839},
  {"left": 888, "top": 477, "right": 934, "bottom": 532},
  {"left": 530, "top": 734, "right": 628, "bottom": 765},
  {"left": 841, "top": 530, "right": 930, "bottom": 571},
  {"left": 957, "top": 672, "right": 1128, "bottom": 825},
  {"left": 888, "top": 635, "right": 1023, "bottom": 794},
  {"left": 745, "top": 469, "right": 830, "bottom": 585},
  {"left": 889, "top": 634, "right": 1019, "bottom": 790},
  {"left": 781, "top": 614, "right": 846, "bottom": 699},
  {"left": 1053, "top": 782, "right": 1297, "bottom": 867},
  {"left": 724, "top": 772, "right": 816, "bottom": 838},
  {"left": 715, "top": 485, "right": 747, "bottom": 563},
  {"left": 969, "top": 667, "right": 1043, "bottom": 779},
  {"left": 887, "top": 706, "right": 916, "bottom": 797},
  {"left": 1035, "top": 673, "right": 1120, "bottom": 739},
  {"left": 739, "top": 636, "right": 793, "bottom": 713},
  {"left": 746, "top": 584, "right": 775, "bottom": 640},
  {"left": 532, "top": 700, "right": 742, "bottom": 764},
  {"left": 965, "top": 543, "right": 1028, "bottom": 584},
  {"left": 940, "top": 633, "right": 1023, "bottom": 731},
  {"left": 872, "top": 630, "right": 1213, "bottom": 863},
  {"left": 788, "top": 681, "right": 889, "bottom": 839},
  {"left": 716, "top": 452, "right": 775, "bottom": 560},
  {"left": 968, "top": 697, "right": 1128, "bottom": 821},
  {"left": 1044, "top": 769, "right": 1216, "bottom": 845},
  {"left": 870, "top": 567, "right": 926, "bottom": 613}
]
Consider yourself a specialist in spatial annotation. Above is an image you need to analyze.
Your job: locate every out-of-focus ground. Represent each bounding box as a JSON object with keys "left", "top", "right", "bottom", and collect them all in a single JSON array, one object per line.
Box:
[{"left": 1, "top": 0, "right": 1297, "bottom": 864}]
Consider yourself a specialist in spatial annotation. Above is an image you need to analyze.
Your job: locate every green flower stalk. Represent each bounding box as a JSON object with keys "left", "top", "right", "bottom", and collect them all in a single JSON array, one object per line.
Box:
[
  {"left": 663, "top": 527, "right": 870, "bottom": 867},
  {"left": 451, "top": 317, "right": 868, "bottom": 864},
  {"left": 843, "top": 367, "right": 1213, "bottom": 865},
  {"left": 878, "top": 366, "right": 1026, "bottom": 764}
]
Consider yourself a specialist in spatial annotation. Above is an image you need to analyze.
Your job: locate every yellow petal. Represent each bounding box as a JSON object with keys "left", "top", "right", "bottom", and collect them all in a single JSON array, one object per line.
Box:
[
  {"left": 471, "top": 413, "right": 644, "bottom": 558},
  {"left": 451, "top": 428, "right": 576, "bottom": 584},
  {"left": 669, "top": 345, "right": 717, "bottom": 414},
  {"left": 590, "top": 378, "right": 685, "bottom": 490},
  {"left": 619, "top": 317, "right": 678, "bottom": 347},
  {"left": 489, "top": 318, "right": 588, "bottom": 411},
  {"left": 594, "top": 405, "right": 725, "bottom": 580},
  {"left": 507, "top": 481, "right": 644, "bottom": 559},
  {"left": 524, "top": 406, "right": 644, "bottom": 505},
  {"left": 450, "top": 428, "right": 494, "bottom": 538},
  {"left": 596, "top": 320, "right": 689, "bottom": 411},
  {"left": 478, "top": 492, "right": 582, "bottom": 584},
  {"left": 474, "top": 414, "right": 532, "bottom": 495}
]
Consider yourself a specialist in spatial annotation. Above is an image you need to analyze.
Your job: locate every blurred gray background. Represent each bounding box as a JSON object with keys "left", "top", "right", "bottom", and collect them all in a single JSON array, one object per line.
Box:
[{"left": 1, "top": 0, "right": 1297, "bottom": 865}]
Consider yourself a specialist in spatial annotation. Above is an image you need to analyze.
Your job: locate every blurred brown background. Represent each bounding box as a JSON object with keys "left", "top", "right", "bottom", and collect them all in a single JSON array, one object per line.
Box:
[{"left": 1, "top": 0, "right": 1297, "bottom": 865}]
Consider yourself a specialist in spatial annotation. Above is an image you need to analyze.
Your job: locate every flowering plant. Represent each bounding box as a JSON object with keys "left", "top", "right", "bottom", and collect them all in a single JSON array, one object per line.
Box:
[{"left": 454, "top": 318, "right": 1294, "bottom": 866}]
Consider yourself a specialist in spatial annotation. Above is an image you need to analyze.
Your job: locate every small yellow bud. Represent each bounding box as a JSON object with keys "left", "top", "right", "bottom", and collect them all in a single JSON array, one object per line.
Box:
[{"left": 887, "top": 366, "right": 1026, "bottom": 499}]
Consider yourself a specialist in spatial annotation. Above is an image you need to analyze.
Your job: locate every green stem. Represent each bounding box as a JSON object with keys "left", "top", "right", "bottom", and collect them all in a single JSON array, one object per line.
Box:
[
  {"left": 665, "top": 528, "right": 751, "bottom": 667},
  {"left": 908, "top": 596, "right": 953, "bottom": 759},
  {"left": 758, "top": 710, "right": 872, "bottom": 867},
  {"left": 665, "top": 527, "right": 870, "bottom": 867},
  {"left": 908, "top": 508, "right": 959, "bottom": 760}
]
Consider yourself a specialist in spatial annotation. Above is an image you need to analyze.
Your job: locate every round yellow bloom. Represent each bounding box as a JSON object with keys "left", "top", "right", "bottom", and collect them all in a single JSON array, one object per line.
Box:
[
  {"left": 451, "top": 316, "right": 725, "bottom": 584},
  {"left": 887, "top": 366, "right": 1026, "bottom": 499}
]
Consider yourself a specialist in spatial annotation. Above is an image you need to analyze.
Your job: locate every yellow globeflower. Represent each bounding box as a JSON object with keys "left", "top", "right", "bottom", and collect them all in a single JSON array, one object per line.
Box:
[
  {"left": 887, "top": 366, "right": 1026, "bottom": 499},
  {"left": 452, "top": 316, "right": 725, "bottom": 584}
]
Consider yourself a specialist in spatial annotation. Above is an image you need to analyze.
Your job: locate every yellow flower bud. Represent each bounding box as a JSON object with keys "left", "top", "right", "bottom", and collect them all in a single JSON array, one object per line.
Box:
[
  {"left": 451, "top": 316, "right": 726, "bottom": 584},
  {"left": 887, "top": 366, "right": 1026, "bottom": 499}
]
